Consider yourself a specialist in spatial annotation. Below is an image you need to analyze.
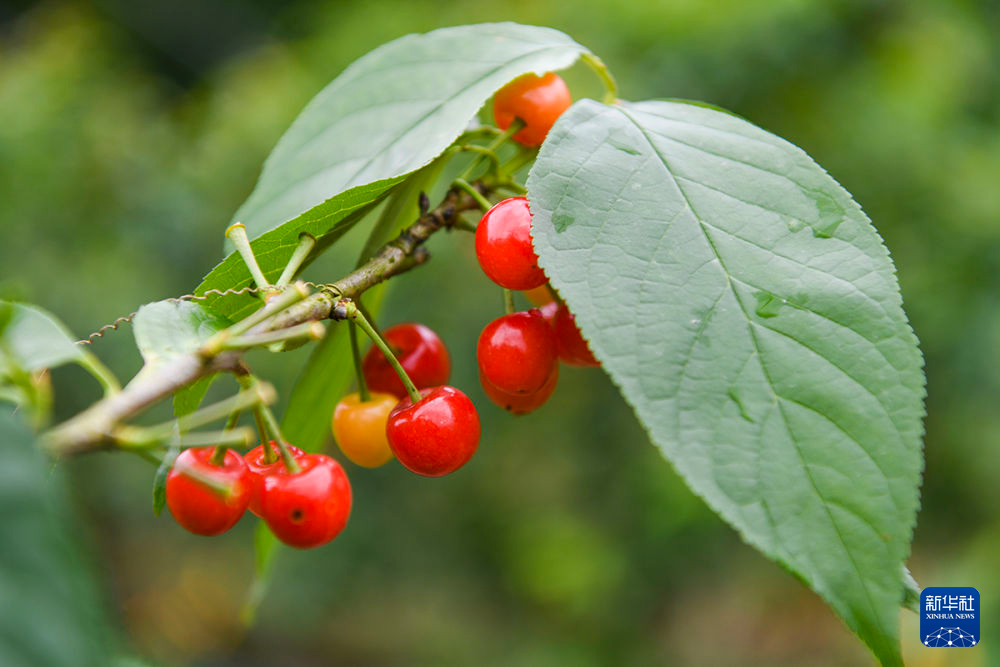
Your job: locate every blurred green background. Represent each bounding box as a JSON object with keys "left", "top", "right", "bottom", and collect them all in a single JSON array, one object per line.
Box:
[{"left": 1, "top": 0, "right": 998, "bottom": 665}]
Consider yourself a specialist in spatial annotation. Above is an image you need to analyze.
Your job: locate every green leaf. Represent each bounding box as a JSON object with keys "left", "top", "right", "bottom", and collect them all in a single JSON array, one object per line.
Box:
[
  {"left": 0, "top": 300, "right": 83, "bottom": 372},
  {"left": 172, "top": 374, "right": 216, "bottom": 422},
  {"left": 197, "top": 23, "right": 589, "bottom": 321},
  {"left": 132, "top": 300, "right": 231, "bottom": 367},
  {"left": 235, "top": 22, "right": 589, "bottom": 240},
  {"left": 0, "top": 301, "right": 116, "bottom": 422},
  {"left": 0, "top": 406, "right": 112, "bottom": 665},
  {"left": 528, "top": 99, "right": 925, "bottom": 665},
  {"left": 197, "top": 182, "right": 394, "bottom": 321}
]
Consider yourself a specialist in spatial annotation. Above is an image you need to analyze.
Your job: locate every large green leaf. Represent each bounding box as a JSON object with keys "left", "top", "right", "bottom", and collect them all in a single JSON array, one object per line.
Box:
[
  {"left": 0, "top": 407, "right": 111, "bottom": 666},
  {"left": 197, "top": 23, "right": 589, "bottom": 320},
  {"left": 0, "top": 301, "right": 83, "bottom": 372},
  {"left": 132, "top": 300, "right": 231, "bottom": 367},
  {"left": 0, "top": 301, "right": 117, "bottom": 422},
  {"left": 527, "top": 99, "right": 925, "bottom": 665}
]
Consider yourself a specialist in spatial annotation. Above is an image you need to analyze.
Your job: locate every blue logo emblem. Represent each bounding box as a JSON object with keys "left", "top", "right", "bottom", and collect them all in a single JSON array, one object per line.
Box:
[{"left": 920, "top": 587, "right": 979, "bottom": 648}]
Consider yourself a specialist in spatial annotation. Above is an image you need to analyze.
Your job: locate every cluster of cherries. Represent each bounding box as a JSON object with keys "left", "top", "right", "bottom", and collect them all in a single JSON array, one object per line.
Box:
[
  {"left": 166, "top": 443, "right": 350, "bottom": 548},
  {"left": 166, "top": 71, "right": 594, "bottom": 549},
  {"left": 474, "top": 196, "right": 599, "bottom": 417}
]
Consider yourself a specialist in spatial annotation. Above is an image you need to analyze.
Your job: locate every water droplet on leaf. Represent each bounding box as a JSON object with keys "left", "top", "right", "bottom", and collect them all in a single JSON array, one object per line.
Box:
[
  {"left": 811, "top": 191, "right": 845, "bottom": 238},
  {"left": 753, "top": 291, "right": 784, "bottom": 318},
  {"left": 553, "top": 212, "right": 575, "bottom": 233}
]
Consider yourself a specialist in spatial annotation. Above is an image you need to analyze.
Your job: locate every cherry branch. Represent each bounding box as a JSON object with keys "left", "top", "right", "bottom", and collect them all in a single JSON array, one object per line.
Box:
[{"left": 42, "top": 185, "right": 485, "bottom": 457}]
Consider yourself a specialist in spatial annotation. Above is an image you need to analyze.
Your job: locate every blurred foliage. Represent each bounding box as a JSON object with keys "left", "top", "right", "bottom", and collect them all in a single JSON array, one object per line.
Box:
[{"left": 0, "top": 0, "right": 997, "bottom": 664}]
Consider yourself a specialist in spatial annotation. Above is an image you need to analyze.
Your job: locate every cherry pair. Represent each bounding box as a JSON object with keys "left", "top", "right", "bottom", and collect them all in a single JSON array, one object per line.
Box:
[
  {"left": 166, "top": 443, "right": 351, "bottom": 549},
  {"left": 475, "top": 194, "right": 598, "bottom": 414},
  {"left": 335, "top": 322, "right": 481, "bottom": 477},
  {"left": 478, "top": 309, "right": 559, "bottom": 415}
]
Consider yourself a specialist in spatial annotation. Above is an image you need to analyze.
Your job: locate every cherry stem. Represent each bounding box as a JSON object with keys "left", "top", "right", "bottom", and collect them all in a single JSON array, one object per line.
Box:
[
  {"left": 581, "top": 52, "right": 619, "bottom": 104},
  {"left": 497, "top": 146, "right": 537, "bottom": 181},
  {"left": 256, "top": 401, "right": 301, "bottom": 474},
  {"left": 236, "top": 373, "right": 280, "bottom": 464},
  {"left": 453, "top": 178, "right": 492, "bottom": 211},
  {"left": 342, "top": 300, "right": 422, "bottom": 405},
  {"left": 76, "top": 350, "right": 121, "bottom": 397},
  {"left": 225, "top": 223, "right": 272, "bottom": 296},
  {"left": 348, "top": 321, "right": 371, "bottom": 402},
  {"left": 175, "top": 428, "right": 253, "bottom": 449},
  {"left": 172, "top": 456, "right": 237, "bottom": 499},
  {"left": 223, "top": 321, "right": 325, "bottom": 350},
  {"left": 453, "top": 144, "right": 500, "bottom": 175},
  {"left": 210, "top": 409, "right": 242, "bottom": 466},
  {"left": 220, "top": 282, "right": 310, "bottom": 340},
  {"left": 456, "top": 118, "right": 525, "bottom": 182},
  {"left": 503, "top": 289, "right": 515, "bottom": 315},
  {"left": 275, "top": 233, "right": 317, "bottom": 287},
  {"left": 116, "top": 382, "right": 273, "bottom": 448}
]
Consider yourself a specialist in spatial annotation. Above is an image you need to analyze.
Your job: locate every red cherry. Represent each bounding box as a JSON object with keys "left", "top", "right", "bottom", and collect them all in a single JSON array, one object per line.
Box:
[
  {"left": 554, "top": 305, "right": 600, "bottom": 367},
  {"left": 480, "top": 365, "right": 558, "bottom": 415},
  {"left": 492, "top": 72, "right": 572, "bottom": 147},
  {"left": 244, "top": 442, "right": 305, "bottom": 517},
  {"left": 259, "top": 454, "right": 352, "bottom": 549},
  {"left": 477, "top": 309, "right": 558, "bottom": 395},
  {"left": 475, "top": 197, "right": 547, "bottom": 290},
  {"left": 362, "top": 322, "right": 451, "bottom": 399},
  {"left": 165, "top": 447, "right": 250, "bottom": 536},
  {"left": 386, "top": 386, "right": 480, "bottom": 477}
]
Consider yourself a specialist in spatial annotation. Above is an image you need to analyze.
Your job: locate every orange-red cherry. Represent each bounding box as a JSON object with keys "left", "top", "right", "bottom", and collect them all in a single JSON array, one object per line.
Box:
[
  {"left": 554, "top": 305, "right": 600, "bottom": 367},
  {"left": 475, "top": 197, "right": 547, "bottom": 290},
  {"left": 492, "top": 72, "right": 572, "bottom": 147},
  {"left": 244, "top": 442, "right": 305, "bottom": 516},
  {"left": 480, "top": 365, "right": 558, "bottom": 415},
  {"left": 362, "top": 322, "right": 450, "bottom": 399},
  {"left": 259, "top": 454, "right": 352, "bottom": 549},
  {"left": 165, "top": 447, "right": 251, "bottom": 536},
  {"left": 477, "top": 309, "right": 558, "bottom": 395},
  {"left": 386, "top": 386, "right": 480, "bottom": 477}
]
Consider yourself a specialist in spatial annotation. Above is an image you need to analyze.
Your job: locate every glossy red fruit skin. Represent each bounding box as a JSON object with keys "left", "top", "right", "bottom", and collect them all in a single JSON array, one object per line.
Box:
[
  {"left": 165, "top": 447, "right": 250, "bottom": 536},
  {"left": 362, "top": 323, "right": 451, "bottom": 399},
  {"left": 386, "top": 386, "right": 481, "bottom": 477},
  {"left": 244, "top": 442, "right": 305, "bottom": 517},
  {"left": 554, "top": 305, "right": 600, "bottom": 367},
  {"left": 259, "top": 454, "right": 352, "bottom": 549},
  {"left": 477, "top": 309, "right": 558, "bottom": 395},
  {"left": 492, "top": 72, "right": 572, "bottom": 147},
  {"left": 475, "top": 197, "right": 547, "bottom": 291},
  {"left": 480, "top": 365, "right": 558, "bottom": 415}
]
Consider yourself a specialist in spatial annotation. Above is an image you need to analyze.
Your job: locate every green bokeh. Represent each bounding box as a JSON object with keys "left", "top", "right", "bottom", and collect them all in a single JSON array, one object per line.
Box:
[{"left": 1, "top": 1, "right": 997, "bottom": 664}]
